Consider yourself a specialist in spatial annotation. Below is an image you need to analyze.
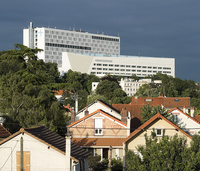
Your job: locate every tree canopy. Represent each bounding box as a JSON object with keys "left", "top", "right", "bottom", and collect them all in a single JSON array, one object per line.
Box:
[
  {"left": 126, "top": 134, "right": 200, "bottom": 171},
  {"left": 0, "top": 44, "right": 67, "bottom": 135},
  {"left": 140, "top": 104, "right": 169, "bottom": 123}
]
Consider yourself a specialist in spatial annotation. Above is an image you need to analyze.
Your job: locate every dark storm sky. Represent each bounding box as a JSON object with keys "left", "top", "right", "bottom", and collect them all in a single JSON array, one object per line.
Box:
[{"left": 0, "top": 0, "right": 199, "bottom": 81}]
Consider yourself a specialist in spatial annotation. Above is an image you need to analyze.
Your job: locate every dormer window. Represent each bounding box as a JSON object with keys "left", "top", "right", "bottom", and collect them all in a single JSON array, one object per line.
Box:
[{"left": 95, "top": 118, "right": 103, "bottom": 135}]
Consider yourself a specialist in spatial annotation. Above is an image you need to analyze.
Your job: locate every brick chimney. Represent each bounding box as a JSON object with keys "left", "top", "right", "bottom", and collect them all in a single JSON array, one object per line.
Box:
[
  {"left": 71, "top": 107, "right": 75, "bottom": 124},
  {"left": 85, "top": 107, "right": 89, "bottom": 116},
  {"left": 121, "top": 107, "right": 128, "bottom": 125},
  {"left": 191, "top": 106, "right": 195, "bottom": 118}
]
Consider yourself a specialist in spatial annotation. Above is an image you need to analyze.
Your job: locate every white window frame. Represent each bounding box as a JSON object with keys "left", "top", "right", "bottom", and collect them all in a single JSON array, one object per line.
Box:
[
  {"left": 94, "top": 118, "right": 103, "bottom": 135},
  {"left": 156, "top": 128, "right": 163, "bottom": 136}
]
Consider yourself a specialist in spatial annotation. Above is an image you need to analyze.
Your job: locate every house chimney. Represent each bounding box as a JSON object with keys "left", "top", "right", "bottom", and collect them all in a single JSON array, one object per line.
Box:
[
  {"left": 66, "top": 135, "right": 71, "bottom": 170},
  {"left": 71, "top": 107, "right": 75, "bottom": 124},
  {"left": 183, "top": 106, "right": 186, "bottom": 113},
  {"left": 191, "top": 106, "right": 195, "bottom": 118},
  {"left": 127, "top": 112, "right": 131, "bottom": 137},
  {"left": 85, "top": 107, "right": 89, "bottom": 116},
  {"left": 121, "top": 107, "right": 128, "bottom": 125}
]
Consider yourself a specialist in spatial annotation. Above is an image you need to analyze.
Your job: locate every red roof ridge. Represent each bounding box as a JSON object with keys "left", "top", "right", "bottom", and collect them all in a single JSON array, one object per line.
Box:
[
  {"left": 124, "top": 112, "right": 192, "bottom": 143},
  {"left": 68, "top": 109, "right": 127, "bottom": 127}
]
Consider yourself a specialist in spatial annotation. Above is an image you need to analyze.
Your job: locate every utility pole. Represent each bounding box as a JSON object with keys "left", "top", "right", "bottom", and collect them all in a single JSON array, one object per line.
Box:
[
  {"left": 20, "top": 137, "right": 23, "bottom": 171},
  {"left": 108, "top": 146, "right": 112, "bottom": 171}
]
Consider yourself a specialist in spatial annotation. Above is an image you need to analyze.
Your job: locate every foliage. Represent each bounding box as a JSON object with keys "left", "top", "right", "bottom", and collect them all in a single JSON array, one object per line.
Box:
[
  {"left": 87, "top": 94, "right": 108, "bottom": 105},
  {"left": 135, "top": 73, "right": 200, "bottom": 111},
  {"left": 61, "top": 70, "right": 100, "bottom": 110},
  {"left": 0, "top": 44, "right": 67, "bottom": 135},
  {"left": 111, "top": 158, "right": 123, "bottom": 171},
  {"left": 126, "top": 134, "right": 200, "bottom": 171},
  {"left": 140, "top": 104, "right": 168, "bottom": 123},
  {"left": 95, "top": 75, "right": 130, "bottom": 104},
  {"left": 135, "top": 84, "right": 160, "bottom": 97},
  {"left": 88, "top": 155, "right": 108, "bottom": 171},
  {"left": 88, "top": 155, "right": 122, "bottom": 171}
]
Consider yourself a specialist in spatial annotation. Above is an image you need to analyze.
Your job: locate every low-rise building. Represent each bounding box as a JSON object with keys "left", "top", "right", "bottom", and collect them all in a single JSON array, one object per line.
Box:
[
  {"left": 0, "top": 126, "right": 90, "bottom": 171},
  {"left": 68, "top": 108, "right": 130, "bottom": 160}
]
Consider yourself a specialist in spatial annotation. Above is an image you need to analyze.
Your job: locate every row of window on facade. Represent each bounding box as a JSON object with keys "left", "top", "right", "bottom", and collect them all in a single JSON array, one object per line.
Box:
[
  {"left": 93, "top": 63, "right": 171, "bottom": 70},
  {"left": 90, "top": 72, "right": 156, "bottom": 77},
  {"left": 91, "top": 68, "right": 171, "bottom": 74}
]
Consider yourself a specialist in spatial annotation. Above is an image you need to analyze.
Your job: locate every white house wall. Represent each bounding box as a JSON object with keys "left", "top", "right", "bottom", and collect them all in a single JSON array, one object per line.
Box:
[
  {"left": 0, "top": 134, "right": 73, "bottom": 171},
  {"left": 170, "top": 109, "right": 200, "bottom": 135},
  {"left": 75, "top": 101, "right": 121, "bottom": 121}
]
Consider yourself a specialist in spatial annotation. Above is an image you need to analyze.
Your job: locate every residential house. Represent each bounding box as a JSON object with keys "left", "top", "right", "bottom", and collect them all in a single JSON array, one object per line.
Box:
[
  {"left": 0, "top": 126, "right": 90, "bottom": 171},
  {"left": 73, "top": 100, "right": 121, "bottom": 122},
  {"left": 123, "top": 113, "right": 192, "bottom": 169},
  {"left": 68, "top": 109, "right": 130, "bottom": 160},
  {"left": 168, "top": 107, "right": 200, "bottom": 135},
  {"left": 112, "top": 95, "right": 191, "bottom": 130}
]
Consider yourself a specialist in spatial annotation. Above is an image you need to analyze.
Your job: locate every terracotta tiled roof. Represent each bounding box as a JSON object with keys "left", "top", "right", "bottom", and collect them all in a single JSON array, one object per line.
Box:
[
  {"left": 52, "top": 90, "right": 63, "bottom": 95},
  {"left": 124, "top": 113, "right": 192, "bottom": 143},
  {"left": 0, "top": 125, "right": 11, "bottom": 138},
  {"left": 0, "top": 126, "right": 90, "bottom": 161},
  {"left": 72, "top": 138, "right": 126, "bottom": 147},
  {"left": 112, "top": 104, "right": 143, "bottom": 129},
  {"left": 130, "top": 96, "right": 190, "bottom": 108},
  {"left": 64, "top": 104, "right": 71, "bottom": 111},
  {"left": 68, "top": 109, "right": 127, "bottom": 128},
  {"left": 195, "top": 115, "right": 200, "bottom": 123},
  {"left": 112, "top": 96, "right": 190, "bottom": 130}
]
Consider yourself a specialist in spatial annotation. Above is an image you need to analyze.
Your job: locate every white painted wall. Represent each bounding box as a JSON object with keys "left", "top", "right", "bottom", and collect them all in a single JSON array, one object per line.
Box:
[
  {"left": 0, "top": 133, "right": 80, "bottom": 171},
  {"left": 75, "top": 101, "right": 121, "bottom": 121},
  {"left": 169, "top": 109, "right": 200, "bottom": 135}
]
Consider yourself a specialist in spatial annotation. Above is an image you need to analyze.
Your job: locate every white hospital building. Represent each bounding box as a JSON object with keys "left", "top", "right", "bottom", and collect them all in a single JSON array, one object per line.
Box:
[
  {"left": 23, "top": 22, "right": 175, "bottom": 78},
  {"left": 23, "top": 22, "right": 120, "bottom": 68},
  {"left": 62, "top": 52, "right": 175, "bottom": 77}
]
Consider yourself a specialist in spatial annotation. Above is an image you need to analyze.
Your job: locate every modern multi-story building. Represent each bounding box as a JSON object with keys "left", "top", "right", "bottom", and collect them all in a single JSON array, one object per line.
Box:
[
  {"left": 23, "top": 22, "right": 120, "bottom": 68},
  {"left": 23, "top": 22, "right": 175, "bottom": 78},
  {"left": 119, "top": 78, "right": 162, "bottom": 96},
  {"left": 62, "top": 52, "right": 175, "bottom": 77}
]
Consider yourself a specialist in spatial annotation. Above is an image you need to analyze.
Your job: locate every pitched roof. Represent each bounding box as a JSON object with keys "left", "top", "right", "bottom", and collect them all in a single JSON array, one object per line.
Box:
[
  {"left": 0, "top": 125, "right": 11, "bottom": 138},
  {"left": 130, "top": 96, "right": 190, "bottom": 108},
  {"left": 168, "top": 107, "right": 200, "bottom": 126},
  {"left": 112, "top": 104, "right": 143, "bottom": 129},
  {"left": 72, "top": 138, "right": 126, "bottom": 147},
  {"left": 76, "top": 99, "right": 120, "bottom": 116},
  {"left": 0, "top": 126, "right": 90, "bottom": 161},
  {"left": 124, "top": 113, "right": 192, "bottom": 143},
  {"left": 68, "top": 109, "right": 127, "bottom": 128},
  {"left": 195, "top": 115, "right": 200, "bottom": 123}
]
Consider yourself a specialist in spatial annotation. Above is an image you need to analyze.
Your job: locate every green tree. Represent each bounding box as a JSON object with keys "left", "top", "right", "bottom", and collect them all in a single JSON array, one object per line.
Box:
[
  {"left": 0, "top": 45, "right": 67, "bottom": 135},
  {"left": 140, "top": 104, "right": 168, "bottom": 123},
  {"left": 126, "top": 134, "right": 200, "bottom": 171},
  {"left": 95, "top": 75, "right": 129, "bottom": 104}
]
